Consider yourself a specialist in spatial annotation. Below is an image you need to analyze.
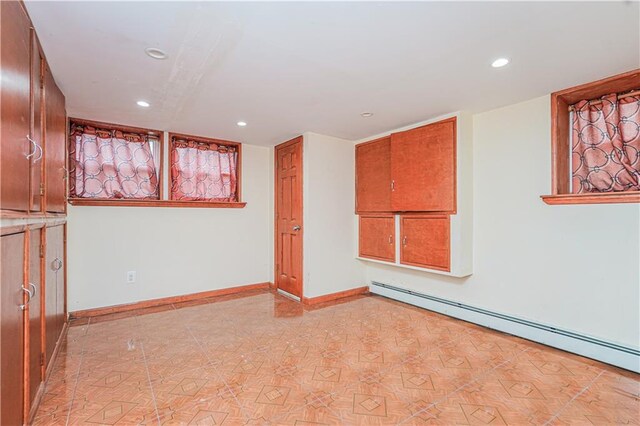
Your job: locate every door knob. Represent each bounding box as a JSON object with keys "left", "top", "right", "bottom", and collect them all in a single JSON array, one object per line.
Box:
[{"left": 293, "top": 225, "right": 301, "bottom": 231}]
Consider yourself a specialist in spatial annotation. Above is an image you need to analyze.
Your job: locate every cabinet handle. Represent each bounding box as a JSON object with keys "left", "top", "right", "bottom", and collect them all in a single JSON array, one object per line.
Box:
[
  {"left": 26, "top": 135, "right": 38, "bottom": 159},
  {"left": 52, "top": 258, "right": 62, "bottom": 271},
  {"left": 391, "top": 180, "right": 395, "bottom": 191},
  {"left": 29, "top": 282, "right": 37, "bottom": 298},
  {"left": 402, "top": 236, "right": 407, "bottom": 246},
  {"left": 388, "top": 235, "right": 393, "bottom": 244},
  {"left": 19, "top": 285, "right": 32, "bottom": 310}
]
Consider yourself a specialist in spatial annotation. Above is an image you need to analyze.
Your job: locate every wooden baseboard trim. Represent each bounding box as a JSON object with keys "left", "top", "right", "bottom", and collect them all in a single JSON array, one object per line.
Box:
[
  {"left": 69, "top": 282, "right": 273, "bottom": 319},
  {"left": 302, "top": 286, "right": 369, "bottom": 306}
]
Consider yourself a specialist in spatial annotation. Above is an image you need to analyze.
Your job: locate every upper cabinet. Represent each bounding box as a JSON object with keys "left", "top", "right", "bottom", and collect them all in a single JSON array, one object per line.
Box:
[
  {"left": 1, "top": 2, "right": 32, "bottom": 212},
  {"left": 390, "top": 118, "right": 456, "bottom": 212},
  {"left": 355, "top": 117, "right": 456, "bottom": 213},
  {"left": 0, "top": 1, "right": 67, "bottom": 215},
  {"left": 355, "top": 137, "right": 391, "bottom": 212},
  {"left": 44, "top": 64, "right": 67, "bottom": 213}
]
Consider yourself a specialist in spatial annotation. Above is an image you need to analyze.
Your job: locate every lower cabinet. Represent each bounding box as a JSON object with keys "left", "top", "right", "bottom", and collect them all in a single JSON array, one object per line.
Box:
[
  {"left": 1, "top": 231, "right": 26, "bottom": 426},
  {"left": 0, "top": 225, "right": 66, "bottom": 425},
  {"left": 45, "top": 224, "right": 65, "bottom": 369},
  {"left": 400, "top": 214, "right": 450, "bottom": 271},
  {"left": 28, "top": 228, "right": 43, "bottom": 406},
  {"left": 359, "top": 215, "right": 395, "bottom": 262}
]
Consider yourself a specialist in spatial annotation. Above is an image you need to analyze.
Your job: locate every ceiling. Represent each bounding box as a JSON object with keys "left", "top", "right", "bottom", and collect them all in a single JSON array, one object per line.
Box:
[{"left": 25, "top": 1, "right": 640, "bottom": 147}]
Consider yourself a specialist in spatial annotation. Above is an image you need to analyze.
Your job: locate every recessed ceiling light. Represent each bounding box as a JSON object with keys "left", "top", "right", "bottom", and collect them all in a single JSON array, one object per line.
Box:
[
  {"left": 145, "top": 47, "right": 168, "bottom": 60},
  {"left": 237, "top": 121, "right": 247, "bottom": 127},
  {"left": 361, "top": 112, "right": 373, "bottom": 118},
  {"left": 136, "top": 100, "right": 150, "bottom": 107},
  {"left": 491, "top": 58, "right": 510, "bottom": 68}
]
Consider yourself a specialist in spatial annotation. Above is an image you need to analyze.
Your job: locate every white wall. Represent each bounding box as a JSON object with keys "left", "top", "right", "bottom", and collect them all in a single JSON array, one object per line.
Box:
[
  {"left": 302, "top": 132, "right": 365, "bottom": 298},
  {"left": 364, "top": 95, "right": 640, "bottom": 349},
  {"left": 67, "top": 143, "right": 273, "bottom": 311}
]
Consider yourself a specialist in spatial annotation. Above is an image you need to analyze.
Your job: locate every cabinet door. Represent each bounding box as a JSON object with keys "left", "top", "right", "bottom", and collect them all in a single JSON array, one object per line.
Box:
[
  {"left": 28, "top": 229, "right": 43, "bottom": 405},
  {"left": 30, "top": 32, "right": 44, "bottom": 212},
  {"left": 400, "top": 214, "right": 450, "bottom": 271},
  {"left": 1, "top": 232, "right": 26, "bottom": 426},
  {"left": 44, "top": 225, "right": 65, "bottom": 368},
  {"left": 44, "top": 64, "right": 67, "bottom": 213},
  {"left": 359, "top": 215, "right": 395, "bottom": 262},
  {"left": 0, "top": 1, "right": 32, "bottom": 212},
  {"left": 356, "top": 137, "right": 391, "bottom": 212},
  {"left": 390, "top": 118, "right": 456, "bottom": 212}
]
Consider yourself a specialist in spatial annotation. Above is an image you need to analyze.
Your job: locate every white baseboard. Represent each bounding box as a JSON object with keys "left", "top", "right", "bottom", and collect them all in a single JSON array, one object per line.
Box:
[{"left": 370, "top": 282, "right": 640, "bottom": 373}]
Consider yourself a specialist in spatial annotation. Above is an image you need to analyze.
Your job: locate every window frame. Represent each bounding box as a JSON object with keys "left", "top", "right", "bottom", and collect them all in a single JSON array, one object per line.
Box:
[
  {"left": 168, "top": 132, "right": 243, "bottom": 203},
  {"left": 67, "top": 118, "right": 246, "bottom": 208},
  {"left": 541, "top": 69, "right": 640, "bottom": 205}
]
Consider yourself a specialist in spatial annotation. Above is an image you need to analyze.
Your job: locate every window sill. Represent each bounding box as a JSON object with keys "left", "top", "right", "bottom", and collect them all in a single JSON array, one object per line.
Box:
[
  {"left": 541, "top": 192, "right": 640, "bottom": 205},
  {"left": 68, "top": 199, "right": 247, "bottom": 208}
]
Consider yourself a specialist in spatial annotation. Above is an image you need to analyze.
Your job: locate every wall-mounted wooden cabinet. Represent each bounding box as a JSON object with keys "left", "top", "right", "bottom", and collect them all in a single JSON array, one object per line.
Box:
[
  {"left": 1, "top": 1, "right": 32, "bottom": 213},
  {"left": 356, "top": 114, "right": 472, "bottom": 277},
  {"left": 355, "top": 137, "right": 391, "bottom": 212},
  {"left": 44, "top": 64, "right": 68, "bottom": 213},
  {"left": 356, "top": 117, "right": 456, "bottom": 214},
  {"left": 1, "top": 1, "right": 67, "bottom": 215},
  {"left": 359, "top": 214, "right": 395, "bottom": 262},
  {"left": 400, "top": 214, "right": 450, "bottom": 271}
]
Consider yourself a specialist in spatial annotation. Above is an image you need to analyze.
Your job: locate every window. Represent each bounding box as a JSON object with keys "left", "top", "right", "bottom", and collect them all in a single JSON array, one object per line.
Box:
[
  {"left": 542, "top": 69, "right": 640, "bottom": 205},
  {"left": 67, "top": 119, "right": 246, "bottom": 208},
  {"left": 68, "top": 119, "right": 162, "bottom": 200},
  {"left": 169, "top": 133, "right": 240, "bottom": 202}
]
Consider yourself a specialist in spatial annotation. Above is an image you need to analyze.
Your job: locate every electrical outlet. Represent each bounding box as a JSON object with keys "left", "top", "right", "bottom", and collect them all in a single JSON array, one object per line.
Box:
[{"left": 127, "top": 271, "right": 136, "bottom": 283}]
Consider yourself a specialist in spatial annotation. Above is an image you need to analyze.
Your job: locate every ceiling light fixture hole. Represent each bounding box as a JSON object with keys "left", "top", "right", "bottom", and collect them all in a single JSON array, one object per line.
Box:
[{"left": 361, "top": 112, "right": 373, "bottom": 118}]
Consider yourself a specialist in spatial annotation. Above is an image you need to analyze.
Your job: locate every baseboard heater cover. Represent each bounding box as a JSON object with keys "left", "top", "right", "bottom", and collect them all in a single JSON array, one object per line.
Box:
[{"left": 370, "top": 281, "right": 640, "bottom": 373}]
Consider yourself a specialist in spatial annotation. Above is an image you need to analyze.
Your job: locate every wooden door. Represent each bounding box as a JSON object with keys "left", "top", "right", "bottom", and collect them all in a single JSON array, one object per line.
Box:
[
  {"left": 400, "top": 214, "right": 450, "bottom": 271},
  {"left": 355, "top": 137, "right": 391, "bottom": 212},
  {"left": 30, "top": 32, "right": 44, "bottom": 212},
  {"left": 1, "top": 232, "right": 26, "bottom": 426},
  {"left": 1, "top": 1, "right": 32, "bottom": 212},
  {"left": 44, "top": 225, "right": 64, "bottom": 366},
  {"left": 390, "top": 117, "right": 456, "bottom": 212},
  {"left": 44, "top": 64, "right": 67, "bottom": 213},
  {"left": 28, "top": 228, "right": 43, "bottom": 405},
  {"left": 275, "top": 137, "right": 303, "bottom": 299},
  {"left": 359, "top": 215, "right": 395, "bottom": 262}
]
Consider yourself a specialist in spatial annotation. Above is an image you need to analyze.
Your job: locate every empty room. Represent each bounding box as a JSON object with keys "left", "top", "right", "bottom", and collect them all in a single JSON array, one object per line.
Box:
[{"left": 1, "top": 1, "right": 639, "bottom": 425}]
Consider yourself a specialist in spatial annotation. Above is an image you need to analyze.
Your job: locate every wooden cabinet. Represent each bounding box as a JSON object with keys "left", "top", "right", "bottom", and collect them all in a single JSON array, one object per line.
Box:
[
  {"left": 356, "top": 137, "right": 391, "bottom": 212},
  {"left": 391, "top": 118, "right": 456, "bottom": 212},
  {"left": 1, "top": 232, "right": 26, "bottom": 426},
  {"left": 45, "top": 225, "right": 65, "bottom": 367},
  {"left": 1, "top": 1, "right": 32, "bottom": 212},
  {"left": 30, "top": 32, "right": 45, "bottom": 212},
  {"left": 44, "top": 64, "right": 67, "bottom": 213},
  {"left": 355, "top": 117, "right": 456, "bottom": 213},
  {"left": 359, "top": 215, "right": 395, "bottom": 262},
  {"left": 400, "top": 214, "right": 450, "bottom": 271},
  {"left": 28, "top": 228, "right": 43, "bottom": 405}
]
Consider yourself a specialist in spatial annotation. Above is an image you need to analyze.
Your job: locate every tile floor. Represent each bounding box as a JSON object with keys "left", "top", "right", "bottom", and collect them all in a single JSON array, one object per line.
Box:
[{"left": 33, "top": 289, "right": 639, "bottom": 425}]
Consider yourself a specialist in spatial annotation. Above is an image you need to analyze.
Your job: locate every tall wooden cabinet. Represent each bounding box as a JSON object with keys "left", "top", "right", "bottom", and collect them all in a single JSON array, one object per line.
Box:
[
  {"left": 356, "top": 115, "right": 472, "bottom": 276},
  {"left": 1, "top": 2, "right": 68, "bottom": 424}
]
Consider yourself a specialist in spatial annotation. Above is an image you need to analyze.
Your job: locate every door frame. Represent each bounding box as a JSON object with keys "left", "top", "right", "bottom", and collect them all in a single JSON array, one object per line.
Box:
[{"left": 274, "top": 136, "right": 303, "bottom": 299}]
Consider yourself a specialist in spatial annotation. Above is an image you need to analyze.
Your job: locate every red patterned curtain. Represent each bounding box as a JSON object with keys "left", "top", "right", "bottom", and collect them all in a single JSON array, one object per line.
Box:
[
  {"left": 170, "top": 137, "right": 238, "bottom": 201},
  {"left": 69, "top": 124, "right": 159, "bottom": 199},
  {"left": 572, "top": 93, "right": 640, "bottom": 193}
]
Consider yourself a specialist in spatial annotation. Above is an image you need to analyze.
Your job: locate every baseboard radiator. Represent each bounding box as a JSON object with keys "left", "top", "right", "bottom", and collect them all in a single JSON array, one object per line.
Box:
[{"left": 370, "top": 281, "right": 640, "bottom": 373}]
